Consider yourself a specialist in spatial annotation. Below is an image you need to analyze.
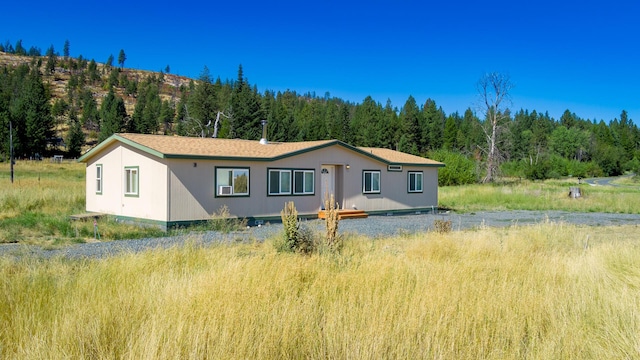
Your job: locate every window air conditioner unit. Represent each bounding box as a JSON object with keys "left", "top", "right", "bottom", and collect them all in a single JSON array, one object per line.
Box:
[
  {"left": 387, "top": 165, "right": 403, "bottom": 172},
  {"left": 219, "top": 186, "right": 233, "bottom": 195}
]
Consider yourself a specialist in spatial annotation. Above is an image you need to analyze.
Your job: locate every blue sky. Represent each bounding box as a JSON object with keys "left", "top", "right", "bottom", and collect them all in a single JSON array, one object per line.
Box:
[{"left": 2, "top": 0, "right": 638, "bottom": 123}]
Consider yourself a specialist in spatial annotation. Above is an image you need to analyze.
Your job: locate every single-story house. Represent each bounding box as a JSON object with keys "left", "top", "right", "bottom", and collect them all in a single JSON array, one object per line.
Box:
[{"left": 78, "top": 133, "right": 444, "bottom": 229}]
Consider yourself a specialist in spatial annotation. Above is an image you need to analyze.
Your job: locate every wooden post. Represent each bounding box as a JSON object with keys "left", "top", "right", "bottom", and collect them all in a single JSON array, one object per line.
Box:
[{"left": 10, "top": 120, "right": 14, "bottom": 184}]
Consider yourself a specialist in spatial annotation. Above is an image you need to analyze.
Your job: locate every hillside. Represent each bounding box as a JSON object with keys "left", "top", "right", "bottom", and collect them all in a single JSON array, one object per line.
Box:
[
  {"left": 1, "top": 50, "right": 639, "bottom": 180},
  {"left": 0, "top": 51, "right": 192, "bottom": 116}
]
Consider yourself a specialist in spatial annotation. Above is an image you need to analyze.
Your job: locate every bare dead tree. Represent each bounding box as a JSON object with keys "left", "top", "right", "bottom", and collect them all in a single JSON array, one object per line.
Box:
[
  {"left": 182, "top": 105, "right": 230, "bottom": 138},
  {"left": 212, "top": 111, "right": 230, "bottom": 138},
  {"left": 477, "top": 72, "right": 513, "bottom": 183}
]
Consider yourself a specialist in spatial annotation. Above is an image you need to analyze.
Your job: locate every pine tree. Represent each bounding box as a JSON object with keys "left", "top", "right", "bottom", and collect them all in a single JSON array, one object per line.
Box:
[
  {"left": 87, "top": 59, "right": 100, "bottom": 83},
  {"left": 66, "top": 117, "right": 85, "bottom": 157},
  {"left": 399, "top": 95, "right": 420, "bottom": 150},
  {"left": 118, "top": 49, "right": 127, "bottom": 69},
  {"left": 45, "top": 45, "right": 57, "bottom": 74},
  {"left": 99, "top": 89, "right": 127, "bottom": 142},
  {"left": 158, "top": 100, "right": 175, "bottom": 134},
  {"left": 185, "top": 66, "right": 218, "bottom": 137},
  {"left": 80, "top": 89, "right": 99, "bottom": 130},
  {"left": 105, "top": 54, "right": 114, "bottom": 73},
  {"left": 351, "top": 96, "right": 382, "bottom": 146},
  {"left": 421, "top": 98, "right": 444, "bottom": 152},
  {"left": 130, "top": 80, "right": 161, "bottom": 133},
  {"left": 11, "top": 67, "right": 54, "bottom": 157},
  {"left": 443, "top": 114, "right": 458, "bottom": 150},
  {"left": 63, "top": 40, "right": 70, "bottom": 59},
  {"left": 230, "top": 65, "right": 263, "bottom": 139},
  {"left": 14, "top": 40, "right": 26, "bottom": 56}
]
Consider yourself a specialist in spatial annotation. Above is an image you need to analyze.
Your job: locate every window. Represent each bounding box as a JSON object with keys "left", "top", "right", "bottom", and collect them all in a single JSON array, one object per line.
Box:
[
  {"left": 216, "top": 168, "right": 249, "bottom": 196},
  {"left": 363, "top": 170, "right": 381, "bottom": 194},
  {"left": 96, "top": 164, "right": 103, "bottom": 194},
  {"left": 268, "top": 169, "right": 315, "bottom": 195},
  {"left": 293, "top": 170, "right": 314, "bottom": 195},
  {"left": 269, "top": 169, "right": 291, "bottom": 195},
  {"left": 408, "top": 171, "right": 423, "bottom": 193},
  {"left": 124, "top": 166, "right": 139, "bottom": 197}
]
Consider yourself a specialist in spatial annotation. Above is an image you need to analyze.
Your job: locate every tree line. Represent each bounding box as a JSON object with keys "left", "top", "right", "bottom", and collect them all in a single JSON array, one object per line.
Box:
[{"left": 1, "top": 39, "right": 639, "bottom": 184}]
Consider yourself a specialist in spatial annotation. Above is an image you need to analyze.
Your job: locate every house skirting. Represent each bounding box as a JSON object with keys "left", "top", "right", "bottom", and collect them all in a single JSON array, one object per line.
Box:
[{"left": 100, "top": 206, "right": 440, "bottom": 231}]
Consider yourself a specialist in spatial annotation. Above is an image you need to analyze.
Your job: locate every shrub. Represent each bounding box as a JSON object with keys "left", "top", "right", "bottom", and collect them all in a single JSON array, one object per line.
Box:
[
  {"left": 433, "top": 219, "right": 452, "bottom": 233},
  {"left": 208, "top": 205, "right": 247, "bottom": 233},
  {"left": 428, "top": 149, "right": 478, "bottom": 186},
  {"left": 279, "top": 201, "right": 299, "bottom": 252},
  {"left": 295, "top": 224, "right": 316, "bottom": 254},
  {"left": 277, "top": 201, "right": 316, "bottom": 254},
  {"left": 322, "top": 194, "right": 341, "bottom": 252},
  {"left": 500, "top": 160, "right": 526, "bottom": 178}
]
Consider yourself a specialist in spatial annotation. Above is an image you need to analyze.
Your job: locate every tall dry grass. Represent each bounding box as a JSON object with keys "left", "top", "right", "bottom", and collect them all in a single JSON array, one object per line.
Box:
[{"left": 2, "top": 223, "right": 639, "bottom": 359}]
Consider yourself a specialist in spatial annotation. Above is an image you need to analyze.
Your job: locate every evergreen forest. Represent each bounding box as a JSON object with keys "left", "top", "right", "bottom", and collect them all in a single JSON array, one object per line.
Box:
[{"left": 1, "top": 39, "right": 639, "bottom": 184}]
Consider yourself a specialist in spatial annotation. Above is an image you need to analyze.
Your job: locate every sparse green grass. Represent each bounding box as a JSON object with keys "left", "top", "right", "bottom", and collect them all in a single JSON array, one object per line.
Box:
[
  {"left": 1, "top": 223, "right": 639, "bottom": 359},
  {"left": 612, "top": 174, "right": 640, "bottom": 186},
  {"left": 440, "top": 178, "right": 640, "bottom": 213},
  {"left": 0, "top": 161, "right": 165, "bottom": 244},
  {"left": 2, "top": 162, "right": 639, "bottom": 245}
]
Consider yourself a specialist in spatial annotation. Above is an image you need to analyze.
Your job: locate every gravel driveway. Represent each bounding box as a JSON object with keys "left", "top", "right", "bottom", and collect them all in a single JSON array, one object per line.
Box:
[{"left": 2, "top": 210, "right": 640, "bottom": 260}]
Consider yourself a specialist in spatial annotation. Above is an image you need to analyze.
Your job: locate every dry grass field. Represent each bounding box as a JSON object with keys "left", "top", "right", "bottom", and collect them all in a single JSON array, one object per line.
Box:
[
  {"left": 1, "top": 223, "right": 639, "bottom": 359},
  {"left": 2, "top": 161, "right": 640, "bottom": 358}
]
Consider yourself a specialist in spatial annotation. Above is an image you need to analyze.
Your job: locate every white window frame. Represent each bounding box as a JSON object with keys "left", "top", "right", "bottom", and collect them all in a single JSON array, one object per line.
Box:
[
  {"left": 293, "top": 170, "right": 314, "bottom": 195},
  {"left": 268, "top": 169, "right": 315, "bottom": 196},
  {"left": 96, "top": 164, "right": 103, "bottom": 195},
  {"left": 124, "top": 166, "right": 139, "bottom": 197},
  {"left": 408, "top": 171, "right": 423, "bottom": 193},
  {"left": 216, "top": 167, "right": 250, "bottom": 196},
  {"left": 268, "top": 169, "right": 291, "bottom": 195},
  {"left": 363, "top": 170, "right": 381, "bottom": 194}
]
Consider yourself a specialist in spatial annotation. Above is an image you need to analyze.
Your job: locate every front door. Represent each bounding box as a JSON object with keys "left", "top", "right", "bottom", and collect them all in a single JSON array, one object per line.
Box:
[{"left": 320, "top": 165, "right": 335, "bottom": 209}]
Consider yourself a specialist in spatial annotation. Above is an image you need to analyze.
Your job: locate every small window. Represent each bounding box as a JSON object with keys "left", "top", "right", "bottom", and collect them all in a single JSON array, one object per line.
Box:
[
  {"left": 269, "top": 169, "right": 291, "bottom": 195},
  {"left": 408, "top": 171, "right": 423, "bottom": 193},
  {"left": 293, "top": 170, "right": 314, "bottom": 195},
  {"left": 216, "top": 168, "right": 249, "bottom": 196},
  {"left": 124, "top": 166, "right": 139, "bottom": 197},
  {"left": 96, "top": 164, "right": 103, "bottom": 194},
  {"left": 363, "top": 170, "right": 381, "bottom": 194}
]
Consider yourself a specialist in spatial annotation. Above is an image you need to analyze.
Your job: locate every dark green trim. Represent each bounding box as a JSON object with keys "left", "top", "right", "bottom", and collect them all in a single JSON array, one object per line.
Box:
[
  {"left": 79, "top": 134, "right": 445, "bottom": 168},
  {"left": 124, "top": 166, "right": 139, "bottom": 197},
  {"left": 407, "top": 171, "right": 424, "bottom": 193},
  {"left": 214, "top": 166, "right": 250, "bottom": 198},
  {"left": 95, "top": 164, "right": 103, "bottom": 195},
  {"left": 362, "top": 169, "right": 381, "bottom": 194}
]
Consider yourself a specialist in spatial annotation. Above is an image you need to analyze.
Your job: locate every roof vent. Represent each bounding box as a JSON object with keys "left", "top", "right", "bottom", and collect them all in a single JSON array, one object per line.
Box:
[{"left": 259, "top": 120, "right": 268, "bottom": 145}]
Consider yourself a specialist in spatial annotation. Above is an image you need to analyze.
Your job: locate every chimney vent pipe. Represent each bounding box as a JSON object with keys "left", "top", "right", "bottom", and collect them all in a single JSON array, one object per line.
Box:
[{"left": 259, "top": 120, "right": 268, "bottom": 144}]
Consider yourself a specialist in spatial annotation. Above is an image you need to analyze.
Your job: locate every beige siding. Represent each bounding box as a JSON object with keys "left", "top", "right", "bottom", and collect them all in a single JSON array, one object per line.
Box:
[
  {"left": 166, "top": 144, "right": 439, "bottom": 221},
  {"left": 167, "top": 160, "right": 215, "bottom": 221},
  {"left": 86, "top": 143, "right": 168, "bottom": 222}
]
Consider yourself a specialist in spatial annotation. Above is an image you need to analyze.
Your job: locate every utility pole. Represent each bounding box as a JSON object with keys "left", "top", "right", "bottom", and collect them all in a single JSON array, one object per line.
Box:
[{"left": 10, "top": 120, "right": 14, "bottom": 183}]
